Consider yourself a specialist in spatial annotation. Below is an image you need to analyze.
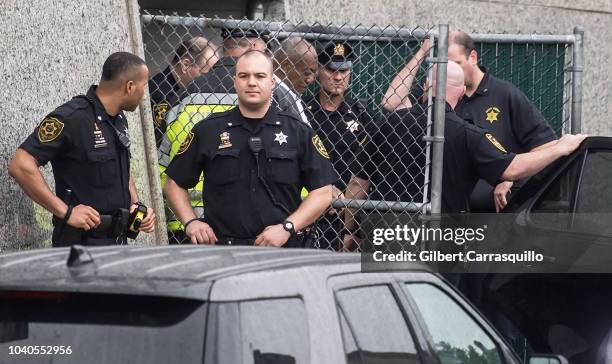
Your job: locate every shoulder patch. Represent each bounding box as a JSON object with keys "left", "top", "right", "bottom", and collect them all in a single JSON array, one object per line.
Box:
[
  {"left": 37, "top": 117, "right": 64, "bottom": 143},
  {"left": 312, "top": 134, "right": 330, "bottom": 159},
  {"left": 153, "top": 102, "right": 170, "bottom": 127},
  {"left": 177, "top": 131, "right": 194, "bottom": 155},
  {"left": 485, "top": 133, "right": 507, "bottom": 154}
]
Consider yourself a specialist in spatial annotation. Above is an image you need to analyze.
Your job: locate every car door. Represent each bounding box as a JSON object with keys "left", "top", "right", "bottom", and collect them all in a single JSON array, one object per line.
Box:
[
  {"left": 521, "top": 137, "right": 612, "bottom": 272},
  {"left": 328, "top": 273, "right": 430, "bottom": 364},
  {"left": 398, "top": 274, "right": 520, "bottom": 364}
]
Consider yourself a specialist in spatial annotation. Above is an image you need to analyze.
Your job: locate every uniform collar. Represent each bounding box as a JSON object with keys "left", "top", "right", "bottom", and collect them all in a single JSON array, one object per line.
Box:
[
  {"left": 338, "top": 96, "right": 355, "bottom": 113},
  {"left": 445, "top": 102, "right": 455, "bottom": 113},
  {"left": 308, "top": 92, "right": 354, "bottom": 114},
  {"left": 86, "top": 85, "right": 125, "bottom": 123},
  {"left": 227, "top": 106, "right": 281, "bottom": 128},
  {"left": 472, "top": 65, "right": 491, "bottom": 96}
]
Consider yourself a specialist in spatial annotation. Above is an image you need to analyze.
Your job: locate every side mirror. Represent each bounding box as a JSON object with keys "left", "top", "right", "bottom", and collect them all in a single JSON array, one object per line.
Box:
[{"left": 528, "top": 354, "right": 569, "bottom": 364}]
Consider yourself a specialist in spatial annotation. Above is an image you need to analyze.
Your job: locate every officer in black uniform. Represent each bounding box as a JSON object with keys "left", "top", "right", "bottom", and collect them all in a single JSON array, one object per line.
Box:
[
  {"left": 9, "top": 52, "right": 157, "bottom": 247},
  {"left": 305, "top": 42, "right": 378, "bottom": 249},
  {"left": 164, "top": 50, "right": 337, "bottom": 248},
  {"left": 447, "top": 31, "right": 557, "bottom": 212},
  {"left": 343, "top": 100, "right": 437, "bottom": 251},
  {"left": 346, "top": 62, "right": 584, "bottom": 249},
  {"left": 158, "top": 29, "right": 269, "bottom": 245},
  {"left": 149, "top": 36, "right": 215, "bottom": 147}
]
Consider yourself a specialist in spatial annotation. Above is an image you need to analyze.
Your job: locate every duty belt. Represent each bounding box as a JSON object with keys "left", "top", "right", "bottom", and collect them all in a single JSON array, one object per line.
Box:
[
  {"left": 88, "top": 209, "right": 130, "bottom": 238},
  {"left": 217, "top": 236, "right": 255, "bottom": 245},
  {"left": 53, "top": 209, "right": 130, "bottom": 238}
]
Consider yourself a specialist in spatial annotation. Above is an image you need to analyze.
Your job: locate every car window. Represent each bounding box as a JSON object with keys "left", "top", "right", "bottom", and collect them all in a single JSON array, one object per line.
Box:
[
  {"left": 207, "top": 298, "right": 309, "bottom": 364},
  {"left": 0, "top": 292, "right": 206, "bottom": 364},
  {"left": 530, "top": 156, "right": 582, "bottom": 229},
  {"left": 336, "top": 285, "right": 421, "bottom": 364},
  {"left": 404, "top": 283, "right": 503, "bottom": 364},
  {"left": 573, "top": 150, "right": 612, "bottom": 234}
]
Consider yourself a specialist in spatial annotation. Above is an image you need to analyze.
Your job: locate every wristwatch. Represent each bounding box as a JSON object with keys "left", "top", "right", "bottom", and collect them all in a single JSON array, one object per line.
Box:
[{"left": 282, "top": 220, "right": 295, "bottom": 235}]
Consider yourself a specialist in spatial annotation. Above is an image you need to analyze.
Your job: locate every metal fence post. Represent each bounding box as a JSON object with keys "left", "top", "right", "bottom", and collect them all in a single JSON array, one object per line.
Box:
[
  {"left": 429, "top": 23, "right": 449, "bottom": 216},
  {"left": 571, "top": 26, "right": 584, "bottom": 134}
]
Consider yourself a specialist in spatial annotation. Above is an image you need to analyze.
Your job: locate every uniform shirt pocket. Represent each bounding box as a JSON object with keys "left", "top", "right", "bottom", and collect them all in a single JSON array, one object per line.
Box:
[
  {"left": 266, "top": 148, "right": 299, "bottom": 185},
  {"left": 87, "top": 148, "right": 118, "bottom": 187},
  {"left": 206, "top": 148, "right": 241, "bottom": 185}
]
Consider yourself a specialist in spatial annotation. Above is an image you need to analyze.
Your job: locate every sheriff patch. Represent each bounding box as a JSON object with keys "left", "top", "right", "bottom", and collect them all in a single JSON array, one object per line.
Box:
[
  {"left": 312, "top": 134, "right": 330, "bottom": 159},
  {"left": 37, "top": 117, "right": 64, "bottom": 143},
  {"left": 485, "top": 133, "right": 508, "bottom": 154},
  {"left": 153, "top": 102, "right": 170, "bottom": 127},
  {"left": 485, "top": 106, "right": 501, "bottom": 123},
  {"left": 177, "top": 131, "right": 194, "bottom": 155}
]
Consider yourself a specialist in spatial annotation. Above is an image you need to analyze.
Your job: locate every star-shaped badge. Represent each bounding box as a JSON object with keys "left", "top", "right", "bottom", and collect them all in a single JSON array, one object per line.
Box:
[
  {"left": 346, "top": 119, "right": 360, "bottom": 133},
  {"left": 485, "top": 107, "right": 500, "bottom": 123},
  {"left": 274, "top": 131, "right": 288, "bottom": 145}
]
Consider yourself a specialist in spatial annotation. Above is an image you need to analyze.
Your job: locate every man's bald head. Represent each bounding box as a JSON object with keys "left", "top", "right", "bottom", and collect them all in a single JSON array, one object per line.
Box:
[
  {"left": 431, "top": 61, "right": 466, "bottom": 107},
  {"left": 273, "top": 36, "right": 316, "bottom": 65},
  {"left": 273, "top": 36, "right": 318, "bottom": 95}
]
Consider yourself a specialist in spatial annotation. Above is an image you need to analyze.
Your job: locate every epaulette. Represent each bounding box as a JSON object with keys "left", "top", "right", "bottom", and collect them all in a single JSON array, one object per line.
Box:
[
  {"left": 53, "top": 96, "right": 91, "bottom": 119},
  {"left": 205, "top": 109, "right": 234, "bottom": 121}
]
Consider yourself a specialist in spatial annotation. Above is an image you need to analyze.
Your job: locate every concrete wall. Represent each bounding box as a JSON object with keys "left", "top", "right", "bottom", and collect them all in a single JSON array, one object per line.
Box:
[
  {"left": 285, "top": 0, "right": 612, "bottom": 136},
  {"left": 0, "top": 0, "right": 165, "bottom": 250}
]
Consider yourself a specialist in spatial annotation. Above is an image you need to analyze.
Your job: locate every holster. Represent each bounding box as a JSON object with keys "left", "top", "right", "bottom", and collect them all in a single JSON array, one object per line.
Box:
[{"left": 52, "top": 208, "right": 130, "bottom": 246}]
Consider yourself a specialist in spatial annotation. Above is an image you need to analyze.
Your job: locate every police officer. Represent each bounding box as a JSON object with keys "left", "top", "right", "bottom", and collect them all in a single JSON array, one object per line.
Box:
[
  {"left": 158, "top": 28, "right": 267, "bottom": 244},
  {"left": 149, "top": 36, "right": 217, "bottom": 147},
  {"left": 164, "top": 50, "right": 337, "bottom": 247},
  {"left": 8, "top": 52, "right": 156, "bottom": 246},
  {"left": 384, "top": 32, "right": 558, "bottom": 212},
  {"left": 428, "top": 61, "right": 582, "bottom": 213},
  {"left": 447, "top": 31, "right": 558, "bottom": 212},
  {"left": 305, "top": 42, "right": 377, "bottom": 249},
  {"left": 344, "top": 62, "right": 585, "bottom": 249},
  {"left": 432, "top": 61, "right": 585, "bottom": 346}
]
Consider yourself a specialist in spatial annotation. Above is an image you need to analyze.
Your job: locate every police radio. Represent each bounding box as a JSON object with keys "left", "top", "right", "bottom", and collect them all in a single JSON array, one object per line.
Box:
[
  {"left": 249, "top": 137, "right": 290, "bottom": 216},
  {"left": 126, "top": 202, "right": 147, "bottom": 239}
]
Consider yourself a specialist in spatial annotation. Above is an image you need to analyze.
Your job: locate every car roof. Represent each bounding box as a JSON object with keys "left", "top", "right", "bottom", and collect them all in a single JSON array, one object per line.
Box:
[{"left": 0, "top": 245, "right": 431, "bottom": 300}]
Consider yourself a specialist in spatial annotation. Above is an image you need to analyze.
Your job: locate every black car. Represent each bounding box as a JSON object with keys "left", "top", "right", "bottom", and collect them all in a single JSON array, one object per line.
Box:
[
  {"left": 0, "top": 245, "right": 563, "bottom": 364},
  {"left": 474, "top": 136, "right": 612, "bottom": 364}
]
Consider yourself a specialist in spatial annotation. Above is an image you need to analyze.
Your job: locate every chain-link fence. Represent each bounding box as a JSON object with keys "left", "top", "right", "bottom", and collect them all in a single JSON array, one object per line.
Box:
[{"left": 141, "top": 10, "right": 583, "bottom": 252}]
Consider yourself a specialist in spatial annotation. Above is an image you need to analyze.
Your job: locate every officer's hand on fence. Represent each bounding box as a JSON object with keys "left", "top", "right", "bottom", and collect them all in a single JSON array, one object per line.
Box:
[
  {"left": 327, "top": 187, "right": 345, "bottom": 217},
  {"left": 420, "top": 38, "right": 432, "bottom": 54},
  {"left": 67, "top": 205, "right": 101, "bottom": 230},
  {"left": 494, "top": 181, "right": 513, "bottom": 213},
  {"left": 138, "top": 207, "right": 156, "bottom": 233},
  {"left": 555, "top": 134, "right": 588, "bottom": 156},
  {"left": 185, "top": 220, "right": 217, "bottom": 245},
  {"left": 254, "top": 224, "right": 291, "bottom": 247}
]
